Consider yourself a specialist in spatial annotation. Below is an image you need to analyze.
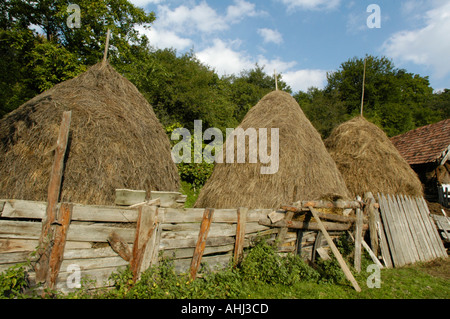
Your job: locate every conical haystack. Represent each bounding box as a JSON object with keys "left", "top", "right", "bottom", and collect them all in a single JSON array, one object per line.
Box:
[
  {"left": 324, "top": 116, "right": 423, "bottom": 198},
  {"left": 0, "top": 62, "right": 180, "bottom": 205},
  {"left": 195, "top": 91, "right": 350, "bottom": 209}
]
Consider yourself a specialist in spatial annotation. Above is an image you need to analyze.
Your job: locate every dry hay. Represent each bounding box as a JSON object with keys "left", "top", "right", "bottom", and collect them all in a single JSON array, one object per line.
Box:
[
  {"left": 195, "top": 91, "right": 350, "bottom": 210},
  {"left": 0, "top": 62, "right": 180, "bottom": 205},
  {"left": 324, "top": 116, "right": 423, "bottom": 198}
]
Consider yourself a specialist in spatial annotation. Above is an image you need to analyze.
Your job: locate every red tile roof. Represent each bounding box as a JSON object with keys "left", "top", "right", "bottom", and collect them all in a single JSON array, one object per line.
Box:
[{"left": 391, "top": 119, "right": 450, "bottom": 165}]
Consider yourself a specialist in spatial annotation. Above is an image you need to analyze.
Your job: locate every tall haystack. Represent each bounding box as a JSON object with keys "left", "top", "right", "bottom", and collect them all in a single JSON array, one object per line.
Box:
[
  {"left": 324, "top": 116, "right": 423, "bottom": 198},
  {"left": 195, "top": 91, "right": 350, "bottom": 209},
  {"left": 0, "top": 62, "right": 180, "bottom": 205}
]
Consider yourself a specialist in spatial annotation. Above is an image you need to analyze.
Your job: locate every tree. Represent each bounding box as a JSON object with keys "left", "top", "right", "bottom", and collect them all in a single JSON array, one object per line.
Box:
[
  {"left": 0, "top": 0, "right": 156, "bottom": 117},
  {"left": 294, "top": 88, "right": 349, "bottom": 139},
  {"left": 227, "top": 65, "right": 291, "bottom": 123},
  {"left": 325, "top": 55, "right": 436, "bottom": 136}
]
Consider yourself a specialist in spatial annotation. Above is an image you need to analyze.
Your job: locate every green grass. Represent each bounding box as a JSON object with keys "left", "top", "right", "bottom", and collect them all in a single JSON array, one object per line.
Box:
[{"left": 1, "top": 239, "right": 448, "bottom": 299}]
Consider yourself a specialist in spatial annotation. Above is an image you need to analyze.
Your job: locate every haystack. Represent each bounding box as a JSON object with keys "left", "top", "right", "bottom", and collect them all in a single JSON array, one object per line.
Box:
[
  {"left": 0, "top": 62, "right": 180, "bottom": 205},
  {"left": 195, "top": 91, "right": 350, "bottom": 210},
  {"left": 324, "top": 116, "right": 423, "bottom": 198}
]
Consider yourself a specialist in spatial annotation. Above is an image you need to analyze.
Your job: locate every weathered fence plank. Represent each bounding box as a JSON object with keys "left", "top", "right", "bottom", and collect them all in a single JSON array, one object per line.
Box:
[
  {"left": 354, "top": 207, "right": 363, "bottom": 273},
  {"left": 190, "top": 208, "right": 214, "bottom": 279},
  {"left": 234, "top": 208, "right": 248, "bottom": 266}
]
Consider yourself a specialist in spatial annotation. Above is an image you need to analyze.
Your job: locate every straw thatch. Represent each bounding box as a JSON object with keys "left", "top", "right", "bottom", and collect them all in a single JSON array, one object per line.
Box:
[
  {"left": 324, "top": 116, "right": 423, "bottom": 198},
  {"left": 0, "top": 62, "right": 180, "bottom": 205},
  {"left": 195, "top": 91, "right": 350, "bottom": 210}
]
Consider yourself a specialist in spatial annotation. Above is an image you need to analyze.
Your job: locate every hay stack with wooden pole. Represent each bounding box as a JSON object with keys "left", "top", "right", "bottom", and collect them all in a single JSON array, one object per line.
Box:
[
  {"left": 195, "top": 90, "right": 350, "bottom": 209},
  {"left": 0, "top": 62, "right": 180, "bottom": 205},
  {"left": 324, "top": 116, "right": 423, "bottom": 198}
]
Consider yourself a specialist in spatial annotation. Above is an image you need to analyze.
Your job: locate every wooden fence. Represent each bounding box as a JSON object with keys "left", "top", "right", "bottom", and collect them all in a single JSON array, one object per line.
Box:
[
  {"left": 0, "top": 196, "right": 366, "bottom": 293},
  {"left": 376, "top": 194, "right": 447, "bottom": 268},
  {"left": 0, "top": 193, "right": 447, "bottom": 294}
]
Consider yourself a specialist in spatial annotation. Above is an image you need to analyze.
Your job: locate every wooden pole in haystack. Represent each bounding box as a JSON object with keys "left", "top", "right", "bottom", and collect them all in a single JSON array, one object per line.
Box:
[
  {"left": 360, "top": 57, "right": 367, "bottom": 117},
  {"left": 102, "top": 29, "right": 111, "bottom": 66},
  {"left": 274, "top": 69, "right": 278, "bottom": 91}
]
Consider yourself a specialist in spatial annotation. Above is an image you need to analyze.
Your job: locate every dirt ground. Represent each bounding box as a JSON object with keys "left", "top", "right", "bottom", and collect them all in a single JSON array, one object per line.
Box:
[{"left": 416, "top": 258, "right": 450, "bottom": 281}]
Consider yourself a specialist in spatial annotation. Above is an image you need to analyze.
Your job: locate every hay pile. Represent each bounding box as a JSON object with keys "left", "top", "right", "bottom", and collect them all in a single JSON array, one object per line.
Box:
[
  {"left": 195, "top": 91, "right": 350, "bottom": 209},
  {"left": 325, "top": 116, "right": 423, "bottom": 198},
  {"left": 0, "top": 62, "right": 180, "bottom": 205}
]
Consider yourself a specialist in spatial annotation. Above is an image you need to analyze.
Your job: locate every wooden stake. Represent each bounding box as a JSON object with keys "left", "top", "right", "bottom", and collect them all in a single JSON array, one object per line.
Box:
[
  {"left": 35, "top": 111, "right": 72, "bottom": 283},
  {"left": 274, "top": 69, "right": 278, "bottom": 91},
  {"left": 234, "top": 207, "right": 248, "bottom": 266},
  {"left": 190, "top": 208, "right": 214, "bottom": 280},
  {"left": 46, "top": 203, "right": 73, "bottom": 291},
  {"left": 102, "top": 29, "right": 111, "bottom": 66},
  {"left": 360, "top": 57, "right": 367, "bottom": 117},
  {"left": 309, "top": 207, "right": 361, "bottom": 292}
]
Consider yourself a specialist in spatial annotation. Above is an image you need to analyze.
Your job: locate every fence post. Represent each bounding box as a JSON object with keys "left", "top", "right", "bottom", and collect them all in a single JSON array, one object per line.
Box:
[
  {"left": 35, "top": 111, "right": 72, "bottom": 284},
  {"left": 130, "top": 205, "right": 159, "bottom": 281},
  {"left": 46, "top": 203, "right": 73, "bottom": 291},
  {"left": 234, "top": 207, "right": 248, "bottom": 266},
  {"left": 190, "top": 208, "right": 214, "bottom": 280}
]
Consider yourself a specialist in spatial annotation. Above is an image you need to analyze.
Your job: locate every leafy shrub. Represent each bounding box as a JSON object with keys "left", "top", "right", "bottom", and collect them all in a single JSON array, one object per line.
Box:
[
  {"left": 239, "top": 240, "right": 320, "bottom": 285},
  {"left": 0, "top": 264, "right": 29, "bottom": 299},
  {"left": 166, "top": 123, "right": 215, "bottom": 190}
]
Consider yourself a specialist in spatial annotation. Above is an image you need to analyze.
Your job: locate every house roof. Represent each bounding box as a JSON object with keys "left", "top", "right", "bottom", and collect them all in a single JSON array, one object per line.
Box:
[{"left": 391, "top": 119, "right": 450, "bottom": 165}]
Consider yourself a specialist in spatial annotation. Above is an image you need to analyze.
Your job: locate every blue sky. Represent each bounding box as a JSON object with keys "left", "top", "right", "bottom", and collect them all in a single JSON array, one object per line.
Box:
[{"left": 130, "top": 0, "right": 450, "bottom": 93}]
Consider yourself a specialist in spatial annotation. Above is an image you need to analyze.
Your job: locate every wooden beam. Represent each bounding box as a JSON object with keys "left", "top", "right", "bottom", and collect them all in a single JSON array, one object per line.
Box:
[
  {"left": 35, "top": 111, "right": 72, "bottom": 283},
  {"left": 234, "top": 207, "right": 248, "bottom": 266},
  {"left": 259, "top": 218, "right": 354, "bottom": 231},
  {"left": 309, "top": 207, "right": 361, "bottom": 292},
  {"left": 46, "top": 203, "right": 72, "bottom": 291},
  {"left": 190, "top": 208, "right": 214, "bottom": 280},
  {"left": 282, "top": 200, "right": 362, "bottom": 212}
]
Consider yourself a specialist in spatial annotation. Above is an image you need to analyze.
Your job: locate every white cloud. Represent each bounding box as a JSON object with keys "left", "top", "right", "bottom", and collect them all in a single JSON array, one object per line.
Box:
[
  {"left": 283, "top": 69, "right": 328, "bottom": 92},
  {"left": 196, "top": 39, "right": 254, "bottom": 75},
  {"left": 129, "top": 0, "right": 164, "bottom": 9},
  {"left": 279, "top": 0, "right": 340, "bottom": 11},
  {"left": 136, "top": 26, "right": 193, "bottom": 51},
  {"left": 196, "top": 39, "right": 326, "bottom": 92},
  {"left": 156, "top": 2, "right": 228, "bottom": 34},
  {"left": 257, "top": 28, "right": 283, "bottom": 44},
  {"left": 226, "top": 0, "right": 261, "bottom": 23},
  {"left": 382, "top": 1, "right": 450, "bottom": 79}
]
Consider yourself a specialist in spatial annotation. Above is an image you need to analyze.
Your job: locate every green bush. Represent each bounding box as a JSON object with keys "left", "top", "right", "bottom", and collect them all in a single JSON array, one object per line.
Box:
[
  {"left": 239, "top": 240, "right": 320, "bottom": 285},
  {"left": 166, "top": 122, "right": 215, "bottom": 190},
  {"left": 0, "top": 264, "right": 29, "bottom": 299}
]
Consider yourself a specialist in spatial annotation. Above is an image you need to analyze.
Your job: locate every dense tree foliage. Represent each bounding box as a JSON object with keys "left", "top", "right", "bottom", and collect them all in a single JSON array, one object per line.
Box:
[
  {"left": 300, "top": 56, "right": 443, "bottom": 138},
  {"left": 1, "top": 1, "right": 448, "bottom": 139}
]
